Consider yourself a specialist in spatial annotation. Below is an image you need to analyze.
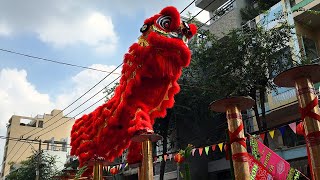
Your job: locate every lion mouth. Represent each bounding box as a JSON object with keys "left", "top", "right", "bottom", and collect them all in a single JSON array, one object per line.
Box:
[{"left": 152, "top": 25, "right": 188, "bottom": 45}]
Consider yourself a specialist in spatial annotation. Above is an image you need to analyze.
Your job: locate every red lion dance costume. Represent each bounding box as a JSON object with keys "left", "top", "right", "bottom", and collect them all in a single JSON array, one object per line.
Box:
[{"left": 70, "top": 6, "right": 197, "bottom": 169}]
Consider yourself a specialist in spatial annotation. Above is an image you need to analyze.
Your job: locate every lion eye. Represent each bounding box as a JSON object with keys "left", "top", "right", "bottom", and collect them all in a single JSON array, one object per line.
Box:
[{"left": 156, "top": 16, "right": 171, "bottom": 30}]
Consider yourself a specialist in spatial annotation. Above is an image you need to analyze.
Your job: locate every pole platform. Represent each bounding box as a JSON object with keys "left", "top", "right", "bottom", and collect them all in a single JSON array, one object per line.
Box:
[
  {"left": 274, "top": 64, "right": 320, "bottom": 87},
  {"left": 210, "top": 96, "right": 255, "bottom": 112}
]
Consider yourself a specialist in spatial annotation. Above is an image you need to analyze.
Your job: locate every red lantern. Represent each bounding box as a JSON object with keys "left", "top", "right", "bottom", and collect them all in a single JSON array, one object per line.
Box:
[
  {"left": 174, "top": 153, "right": 184, "bottom": 163},
  {"left": 110, "top": 167, "right": 119, "bottom": 175}
]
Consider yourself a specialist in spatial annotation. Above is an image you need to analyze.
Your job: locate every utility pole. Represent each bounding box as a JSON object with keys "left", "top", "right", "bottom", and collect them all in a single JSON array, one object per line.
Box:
[{"left": 35, "top": 140, "right": 41, "bottom": 180}]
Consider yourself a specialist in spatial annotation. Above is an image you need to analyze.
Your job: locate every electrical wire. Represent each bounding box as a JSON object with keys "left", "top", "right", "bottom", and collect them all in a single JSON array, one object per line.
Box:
[
  {"left": 26, "top": 76, "right": 121, "bottom": 138},
  {"left": 4, "top": 65, "right": 122, "bottom": 167},
  {"left": 0, "top": 48, "right": 120, "bottom": 75},
  {"left": 37, "top": 79, "right": 120, "bottom": 137},
  {"left": 180, "top": 0, "right": 197, "bottom": 14},
  {"left": 187, "top": 0, "right": 217, "bottom": 23}
]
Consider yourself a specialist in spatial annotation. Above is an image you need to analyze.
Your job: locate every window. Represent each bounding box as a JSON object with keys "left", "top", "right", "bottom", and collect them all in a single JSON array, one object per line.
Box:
[
  {"left": 302, "top": 37, "right": 319, "bottom": 62},
  {"left": 38, "top": 121, "right": 43, "bottom": 128}
]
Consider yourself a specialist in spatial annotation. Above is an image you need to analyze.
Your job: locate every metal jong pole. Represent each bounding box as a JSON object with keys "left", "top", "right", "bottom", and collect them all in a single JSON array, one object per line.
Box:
[
  {"left": 274, "top": 64, "right": 320, "bottom": 180},
  {"left": 210, "top": 96, "right": 255, "bottom": 180},
  {"left": 132, "top": 134, "right": 162, "bottom": 180}
]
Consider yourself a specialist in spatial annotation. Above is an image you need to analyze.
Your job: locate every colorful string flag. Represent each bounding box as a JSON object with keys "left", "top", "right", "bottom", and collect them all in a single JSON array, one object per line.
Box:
[
  {"left": 218, "top": 143, "right": 223, "bottom": 152},
  {"left": 198, "top": 147, "right": 203, "bottom": 156},
  {"left": 269, "top": 130, "right": 275, "bottom": 139},
  {"left": 154, "top": 156, "right": 158, "bottom": 162},
  {"left": 211, "top": 144, "right": 216, "bottom": 151},
  {"left": 279, "top": 126, "right": 286, "bottom": 136},
  {"left": 169, "top": 154, "right": 173, "bottom": 160},
  {"left": 107, "top": 166, "right": 110, "bottom": 172},
  {"left": 164, "top": 154, "right": 167, "bottom": 161},
  {"left": 158, "top": 156, "right": 163, "bottom": 162},
  {"left": 205, "top": 146, "right": 210, "bottom": 155},
  {"left": 121, "top": 163, "right": 126, "bottom": 170},
  {"left": 289, "top": 122, "right": 296, "bottom": 133},
  {"left": 125, "top": 163, "right": 128, "bottom": 168},
  {"left": 259, "top": 133, "right": 265, "bottom": 141},
  {"left": 192, "top": 148, "right": 196, "bottom": 156}
]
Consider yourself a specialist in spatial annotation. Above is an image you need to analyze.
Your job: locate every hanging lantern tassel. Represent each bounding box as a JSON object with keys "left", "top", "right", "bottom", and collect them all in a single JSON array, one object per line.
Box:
[{"left": 174, "top": 153, "right": 185, "bottom": 164}]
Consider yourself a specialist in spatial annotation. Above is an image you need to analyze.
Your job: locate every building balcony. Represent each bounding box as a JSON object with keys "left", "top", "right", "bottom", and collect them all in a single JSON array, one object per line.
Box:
[
  {"left": 195, "top": 0, "right": 230, "bottom": 12},
  {"left": 292, "top": 0, "right": 320, "bottom": 28}
]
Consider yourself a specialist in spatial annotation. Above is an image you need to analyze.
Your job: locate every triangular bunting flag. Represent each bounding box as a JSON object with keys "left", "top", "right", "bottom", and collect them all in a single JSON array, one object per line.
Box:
[
  {"left": 289, "top": 122, "right": 296, "bottom": 133},
  {"left": 154, "top": 156, "right": 158, "bottom": 162},
  {"left": 260, "top": 133, "right": 265, "bottom": 141},
  {"left": 107, "top": 166, "right": 110, "bottom": 172},
  {"left": 211, "top": 144, "right": 216, "bottom": 151},
  {"left": 164, "top": 154, "right": 167, "bottom": 161},
  {"left": 218, "top": 143, "right": 223, "bottom": 152},
  {"left": 205, "top": 146, "right": 210, "bottom": 155},
  {"left": 192, "top": 148, "right": 196, "bottom": 156},
  {"left": 269, "top": 130, "right": 275, "bottom": 139},
  {"left": 198, "top": 147, "right": 203, "bottom": 156},
  {"left": 169, "top": 154, "right": 172, "bottom": 160},
  {"left": 279, "top": 127, "right": 286, "bottom": 136},
  {"left": 158, "top": 156, "right": 163, "bottom": 162},
  {"left": 125, "top": 163, "right": 128, "bottom": 168},
  {"left": 116, "top": 165, "right": 120, "bottom": 170},
  {"left": 121, "top": 163, "right": 126, "bottom": 170}
]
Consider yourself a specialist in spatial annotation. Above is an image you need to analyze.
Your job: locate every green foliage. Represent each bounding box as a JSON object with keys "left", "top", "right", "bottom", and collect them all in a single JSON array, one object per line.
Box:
[
  {"left": 5, "top": 152, "right": 59, "bottom": 180},
  {"left": 178, "top": 21, "right": 293, "bottom": 133}
]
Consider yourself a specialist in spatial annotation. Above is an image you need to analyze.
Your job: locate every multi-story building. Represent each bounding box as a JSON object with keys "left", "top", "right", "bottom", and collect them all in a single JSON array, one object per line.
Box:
[
  {"left": 1, "top": 109, "right": 74, "bottom": 178},
  {"left": 194, "top": 0, "right": 320, "bottom": 179}
]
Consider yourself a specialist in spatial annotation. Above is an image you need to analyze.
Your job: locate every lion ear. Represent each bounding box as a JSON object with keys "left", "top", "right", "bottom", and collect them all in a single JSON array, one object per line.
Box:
[{"left": 188, "top": 24, "right": 197, "bottom": 37}]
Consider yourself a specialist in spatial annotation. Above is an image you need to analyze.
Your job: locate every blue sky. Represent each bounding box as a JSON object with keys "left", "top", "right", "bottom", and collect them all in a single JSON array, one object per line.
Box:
[{"left": 0, "top": 0, "right": 208, "bottom": 168}]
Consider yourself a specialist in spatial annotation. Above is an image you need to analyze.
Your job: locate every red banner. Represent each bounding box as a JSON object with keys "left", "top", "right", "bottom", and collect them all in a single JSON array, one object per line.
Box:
[
  {"left": 250, "top": 137, "right": 300, "bottom": 179},
  {"left": 248, "top": 154, "right": 274, "bottom": 180}
]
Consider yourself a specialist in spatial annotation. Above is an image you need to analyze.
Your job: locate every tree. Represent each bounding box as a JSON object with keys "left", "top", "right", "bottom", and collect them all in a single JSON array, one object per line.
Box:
[
  {"left": 6, "top": 151, "right": 59, "bottom": 180},
  {"left": 176, "top": 21, "right": 293, "bottom": 146}
]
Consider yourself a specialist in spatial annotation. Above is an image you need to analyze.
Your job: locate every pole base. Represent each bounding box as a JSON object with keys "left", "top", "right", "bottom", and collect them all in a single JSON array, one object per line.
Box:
[
  {"left": 210, "top": 96, "right": 255, "bottom": 112},
  {"left": 274, "top": 64, "right": 320, "bottom": 87}
]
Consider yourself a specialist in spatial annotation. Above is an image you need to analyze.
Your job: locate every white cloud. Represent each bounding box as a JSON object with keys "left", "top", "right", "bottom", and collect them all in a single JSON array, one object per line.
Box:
[
  {"left": 54, "top": 64, "right": 121, "bottom": 117},
  {"left": 0, "top": 23, "right": 11, "bottom": 36},
  {"left": 0, "top": 65, "right": 120, "bottom": 167},
  {"left": 0, "top": 1, "right": 118, "bottom": 54},
  {"left": 0, "top": 69, "right": 55, "bottom": 168},
  {"left": 0, "top": 69, "right": 54, "bottom": 128},
  {"left": 37, "top": 12, "right": 118, "bottom": 53}
]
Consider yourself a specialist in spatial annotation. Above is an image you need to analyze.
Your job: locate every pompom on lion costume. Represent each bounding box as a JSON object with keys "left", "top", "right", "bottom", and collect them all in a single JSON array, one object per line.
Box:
[{"left": 70, "top": 6, "right": 197, "bottom": 169}]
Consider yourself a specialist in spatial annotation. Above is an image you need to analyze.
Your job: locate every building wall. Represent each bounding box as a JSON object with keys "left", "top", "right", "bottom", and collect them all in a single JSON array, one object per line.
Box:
[
  {"left": 207, "top": 0, "right": 248, "bottom": 39},
  {"left": 1, "top": 109, "right": 74, "bottom": 178}
]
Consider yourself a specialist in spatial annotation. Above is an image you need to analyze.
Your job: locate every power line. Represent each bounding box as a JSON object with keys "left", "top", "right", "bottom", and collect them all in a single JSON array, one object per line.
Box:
[
  {"left": 180, "top": 0, "right": 197, "bottom": 14},
  {"left": 198, "top": 0, "right": 235, "bottom": 29},
  {"left": 31, "top": 76, "right": 120, "bottom": 138},
  {"left": 187, "top": 0, "right": 217, "bottom": 23},
  {"left": 0, "top": 48, "right": 120, "bottom": 75},
  {"left": 5, "top": 64, "right": 122, "bottom": 165},
  {"left": 4, "top": 144, "right": 32, "bottom": 175},
  {"left": 22, "top": 63, "right": 122, "bottom": 138},
  {"left": 35, "top": 85, "right": 115, "bottom": 138}
]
